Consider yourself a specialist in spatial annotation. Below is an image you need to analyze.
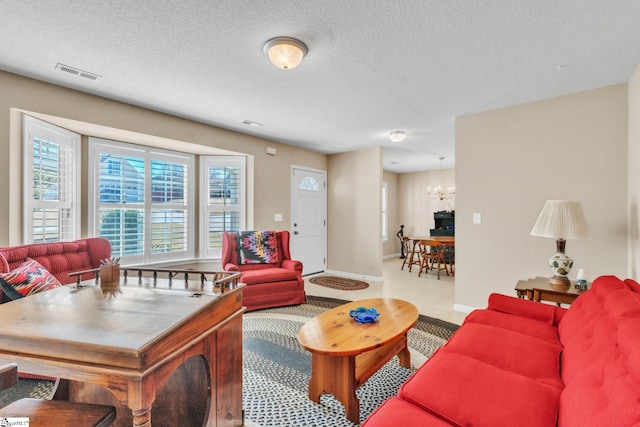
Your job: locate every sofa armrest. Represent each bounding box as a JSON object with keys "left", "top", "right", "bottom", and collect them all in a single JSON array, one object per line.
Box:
[
  {"left": 281, "top": 259, "right": 303, "bottom": 276},
  {"left": 487, "top": 293, "right": 565, "bottom": 325},
  {"left": 224, "top": 263, "right": 240, "bottom": 272}
]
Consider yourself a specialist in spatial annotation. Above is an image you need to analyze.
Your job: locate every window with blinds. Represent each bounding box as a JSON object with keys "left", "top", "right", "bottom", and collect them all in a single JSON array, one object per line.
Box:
[
  {"left": 23, "top": 116, "right": 80, "bottom": 243},
  {"left": 89, "top": 139, "right": 194, "bottom": 264},
  {"left": 200, "top": 156, "right": 245, "bottom": 258}
]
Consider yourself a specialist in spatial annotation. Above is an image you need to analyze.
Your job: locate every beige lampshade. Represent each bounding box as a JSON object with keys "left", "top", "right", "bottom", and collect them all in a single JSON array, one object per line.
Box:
[
  {"left": 530, "top": 200, "right": 589, "bottom": 239},
  {"left": 264, "top": 37, "right": 308, "bottom": 70}
]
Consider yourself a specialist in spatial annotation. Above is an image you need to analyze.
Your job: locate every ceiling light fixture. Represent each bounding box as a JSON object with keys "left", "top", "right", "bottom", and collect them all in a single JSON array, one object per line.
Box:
[
  {"left": 427, "top": 157, "right": 455, "bottom": 201},
  {"left": 263, "top": 37, "right": 308, "bottom": 70},
  {"left": 389, "top": 130, "right": 406, "bottom": 143}
]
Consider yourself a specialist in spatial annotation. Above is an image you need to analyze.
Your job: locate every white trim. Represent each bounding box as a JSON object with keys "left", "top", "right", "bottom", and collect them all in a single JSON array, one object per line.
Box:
[
  {"left": 383, "top": 253, "right": 401, "bottom": 260},
  {"left": 453, "top": 303, "right": 477, "bottom": 314},
  {"left": 324, "top": 269, "right": 384, "bottom": 282}
]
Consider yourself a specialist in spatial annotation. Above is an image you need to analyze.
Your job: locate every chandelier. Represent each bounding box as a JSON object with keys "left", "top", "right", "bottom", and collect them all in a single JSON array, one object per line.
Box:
[{"left": 427, "top": 157, "right": 455, "bottom": 201}]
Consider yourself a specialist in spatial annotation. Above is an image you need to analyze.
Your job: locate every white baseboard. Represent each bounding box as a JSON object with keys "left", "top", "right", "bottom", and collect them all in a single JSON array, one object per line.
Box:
[
  {"left": 324, "top": 269, "right": 384, "bottom": 282},
  {"left": 453, "top": 303, "right": 477, "bottom": 314},
  {"left": 383, "top": 253, "right": 401, "bottom": 260}
]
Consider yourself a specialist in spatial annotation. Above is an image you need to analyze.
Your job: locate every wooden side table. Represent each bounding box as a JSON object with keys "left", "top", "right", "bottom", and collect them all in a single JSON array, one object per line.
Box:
[{"left": 515, "top": 276, "right": 585, "bottom": 306}]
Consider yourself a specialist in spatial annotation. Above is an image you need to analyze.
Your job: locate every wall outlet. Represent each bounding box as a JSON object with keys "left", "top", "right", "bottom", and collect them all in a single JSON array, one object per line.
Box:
[
  {"left": 274, "top": 213, "right": 283, "bottom": 222},
  {"left": 473, "top": 213, "right": 482, "bottom": 224}
]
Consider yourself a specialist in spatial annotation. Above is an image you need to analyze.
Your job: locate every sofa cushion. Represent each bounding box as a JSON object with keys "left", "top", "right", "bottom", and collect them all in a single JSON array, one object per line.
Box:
[
  {"left": 558, "top": 318, "right": 640, "bottom": 427},
  {"left": 487, "top": 293, "right": 556, "bottom": 324},
  {"left": 400, "top": 350, "right": 561, "bottom": 427},
  {"left": 558, "top": 275, "right": 626, "bottom": 344},
  {"left": 560, "top": 285, "right": 640, "bottom": 385},
  {"left": 238, "top": 231, "right": 281, "bottom": 264},
  {"left": 361, "top": 397, "right": 453, "bottom": 427},
  {"left": 0, "top": 258, "right": 62, "bottom": 300},
  {"left": 465, "top": 309, "right": 560, "bottom": 344},
  {"left": 443, "top": 322, "right": 563, "bottom": 389},
  {"left": 239, "top": 267, "right": 298, "bottom": 285}
]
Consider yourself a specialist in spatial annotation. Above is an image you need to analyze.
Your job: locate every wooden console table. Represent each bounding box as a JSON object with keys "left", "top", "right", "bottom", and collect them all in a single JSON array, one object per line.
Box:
[
  {"left": 0, "top": 274, "right": 245, "bottom": 427},
  {"left": 515, "top": 276, "right": 585, "bottom": 306}
]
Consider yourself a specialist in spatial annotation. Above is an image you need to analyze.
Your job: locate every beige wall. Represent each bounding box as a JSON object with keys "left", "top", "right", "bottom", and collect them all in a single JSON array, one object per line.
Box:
[
  {"left": 630, "top": 64, "right": 640, "bottom": 277},
  {"left": 327, "top": 147, "right": 383, "bottom": 279},
  {"left": 398, "top": 169, "right": 456, "bottom": 238},
  {"left": 456, "top": 84, "right": 629, "bottom": 309},
  {"left": 0, "top": 71, "right": 327, "bottom": 248},
  {"left": 382, "top": 170, "right": 400, "bottom": 257}
]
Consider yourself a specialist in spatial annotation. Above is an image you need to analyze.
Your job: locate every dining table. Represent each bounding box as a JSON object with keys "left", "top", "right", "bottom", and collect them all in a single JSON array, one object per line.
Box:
[{"left": 405, "top": 236, "right": 455, "bottom": 276}]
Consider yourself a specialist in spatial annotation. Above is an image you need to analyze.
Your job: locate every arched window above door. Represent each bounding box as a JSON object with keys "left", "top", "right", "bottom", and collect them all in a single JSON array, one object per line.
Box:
[{"left": 299, "top": 176, "right": 320, "bottom": 191}]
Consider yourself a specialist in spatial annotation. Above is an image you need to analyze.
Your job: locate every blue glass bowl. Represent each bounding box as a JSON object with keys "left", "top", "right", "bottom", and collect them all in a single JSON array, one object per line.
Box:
[{"left": 349, "top": 306, "right": 380, "bottom": 323}]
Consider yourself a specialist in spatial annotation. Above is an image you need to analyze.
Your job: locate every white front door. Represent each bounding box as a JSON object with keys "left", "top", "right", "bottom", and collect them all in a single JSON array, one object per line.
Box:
[{"left": 290, "top": 167, "right": 326, "bottom": 275}]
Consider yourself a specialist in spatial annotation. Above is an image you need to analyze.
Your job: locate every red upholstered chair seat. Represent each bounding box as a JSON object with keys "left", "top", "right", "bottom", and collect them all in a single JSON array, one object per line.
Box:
[{"left": 239, "top": 268, "right": 299, "bottom": 285}]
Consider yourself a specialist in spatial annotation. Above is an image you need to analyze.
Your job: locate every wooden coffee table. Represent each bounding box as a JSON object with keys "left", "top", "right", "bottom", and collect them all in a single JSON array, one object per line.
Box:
[{"left": 297, "top": 298, "right": 418, "bottom": 424}]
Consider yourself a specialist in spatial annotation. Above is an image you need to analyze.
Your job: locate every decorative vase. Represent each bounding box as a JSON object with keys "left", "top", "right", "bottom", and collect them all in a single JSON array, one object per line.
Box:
[{"left": 548, "top": 252, "right": 572, "bottom": 286}]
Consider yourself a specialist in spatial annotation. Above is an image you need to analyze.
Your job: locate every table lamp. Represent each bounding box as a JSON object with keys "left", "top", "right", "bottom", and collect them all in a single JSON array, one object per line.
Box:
[{"left": 530, "top": 200, "right": 589, "bottom": 286}]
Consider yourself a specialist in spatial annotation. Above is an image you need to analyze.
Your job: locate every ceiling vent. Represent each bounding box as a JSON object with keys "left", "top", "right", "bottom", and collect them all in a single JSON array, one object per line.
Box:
[
  {"left": 242, "top": 119, "right": 263, "bottom": 127},
  {"left": 55, "top": 63, "right": 101, "bottom": 80}
]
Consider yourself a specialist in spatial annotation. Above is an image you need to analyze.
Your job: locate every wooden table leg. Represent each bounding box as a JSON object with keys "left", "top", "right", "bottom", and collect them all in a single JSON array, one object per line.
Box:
[
  {"left": 132, "top": 406, "right": 151, "bottom": 427},
  {"left": 397, "top": 335, "right": 411, "bottom": 369},
  {"left": 308, "top": 353, "right": 360, "bottom": 424}
]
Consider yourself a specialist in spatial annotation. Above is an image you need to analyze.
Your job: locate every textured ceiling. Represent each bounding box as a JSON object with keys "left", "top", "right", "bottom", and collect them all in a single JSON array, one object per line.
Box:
[{"left": 2, "top": 1, "right": 640, "bottom": 172}]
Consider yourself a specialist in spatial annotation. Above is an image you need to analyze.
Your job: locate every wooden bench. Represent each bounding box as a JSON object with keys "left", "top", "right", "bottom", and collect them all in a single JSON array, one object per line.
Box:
[{"left": 0, "top": 363, "right": 116, "bottom": 427}]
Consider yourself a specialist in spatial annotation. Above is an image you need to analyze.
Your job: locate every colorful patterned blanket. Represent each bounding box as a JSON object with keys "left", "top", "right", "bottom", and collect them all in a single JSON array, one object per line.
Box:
[{"left": 238, "top": 231, "right": 281, "bottom": 264}]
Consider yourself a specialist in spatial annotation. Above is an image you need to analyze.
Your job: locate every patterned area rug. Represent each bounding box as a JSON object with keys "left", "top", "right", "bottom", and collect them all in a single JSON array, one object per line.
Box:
[
  {"left": 243, "top": 295, "right": 458, "bottom": 426},
  {"left": 0, "top": 377, "right": 55, "bottom": 407},
  {"left": 308, "top": 275, "right": 369, "bottom": 290}
]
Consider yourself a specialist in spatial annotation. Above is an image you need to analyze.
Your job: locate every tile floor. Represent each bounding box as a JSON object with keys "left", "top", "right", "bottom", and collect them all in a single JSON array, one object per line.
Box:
[{"left": 305, "top": 257, "right": 468, "bottom": 325}]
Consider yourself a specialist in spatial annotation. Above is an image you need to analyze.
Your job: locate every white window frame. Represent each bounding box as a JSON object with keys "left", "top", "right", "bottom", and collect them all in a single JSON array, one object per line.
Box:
[
  {"left": 23, "top": 115, "right": 80, "bottom": 243},
  {"left": 88, "top": 138, "right": 195, "bottom": 265},
  {"left": 200, "top": 156, "right": 246, "bottom": 259}
]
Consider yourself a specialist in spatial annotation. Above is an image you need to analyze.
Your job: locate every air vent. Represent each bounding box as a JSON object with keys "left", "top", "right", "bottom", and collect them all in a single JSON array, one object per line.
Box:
[
  {"left": 242, "top": 119, "right": 263, "bottom": 127},
  {"left": 55, "top": 63, "right": 101, "bottom": 80}
]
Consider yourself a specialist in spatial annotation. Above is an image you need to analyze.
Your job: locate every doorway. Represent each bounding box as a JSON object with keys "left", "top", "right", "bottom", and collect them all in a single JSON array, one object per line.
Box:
[{"left": 290, "top": 166, "right": 326, "bottom": 275}]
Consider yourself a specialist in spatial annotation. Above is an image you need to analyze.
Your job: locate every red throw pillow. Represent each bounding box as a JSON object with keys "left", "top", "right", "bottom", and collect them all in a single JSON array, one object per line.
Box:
[{"left": 0, "top": 257, "right": 62, "bottom": 299}]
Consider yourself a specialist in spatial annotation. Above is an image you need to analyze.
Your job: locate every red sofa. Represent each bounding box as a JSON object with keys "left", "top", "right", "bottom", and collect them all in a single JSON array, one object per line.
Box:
[
  {"left": 222, "top": 231, "right": 305, "bottom": 311},
  {"left": 363, "top": 275, "right": 640, "bottom": 427},
  {"left": 0, "top": 238, "right": 111, "bottom": 285},
  {"left": 0, "top": 237, "right": 111, "bottom": 379}
]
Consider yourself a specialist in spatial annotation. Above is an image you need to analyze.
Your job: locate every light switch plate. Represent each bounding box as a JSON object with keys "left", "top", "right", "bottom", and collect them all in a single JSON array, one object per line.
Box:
[
  {"left": 274, "top": 213, "right": 283, "bottom": 222},
  {"left": 473, "top": 213, "right": 481, "bottom": 224}
]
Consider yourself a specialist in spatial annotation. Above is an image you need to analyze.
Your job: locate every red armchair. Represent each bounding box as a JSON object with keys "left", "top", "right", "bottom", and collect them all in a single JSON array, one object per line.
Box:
[{"left": 221, "top": 230, "right": 306, "bottom": 311}]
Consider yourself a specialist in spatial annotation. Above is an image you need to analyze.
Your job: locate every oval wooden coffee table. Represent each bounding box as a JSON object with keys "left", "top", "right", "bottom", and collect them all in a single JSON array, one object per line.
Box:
[{"left": 297, "top": 298, "right": 419, "bottom": 424}]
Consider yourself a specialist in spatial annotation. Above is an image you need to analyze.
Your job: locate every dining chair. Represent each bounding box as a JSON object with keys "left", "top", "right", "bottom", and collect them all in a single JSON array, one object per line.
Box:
[
  {"left": 400, "top": 236, "right": 421, "bottom": 272},
  {"left": 424, "top": 240, "right": 449, "bottom": 279},
  {"left": 442, "top": 241, "right": 455, "bottom": 276},
  {"left": 417, "top": 240, "right": 434, "bottom": 277},
  {"left": 0, "top": 363, "right": 116, "bottom": 427}
]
